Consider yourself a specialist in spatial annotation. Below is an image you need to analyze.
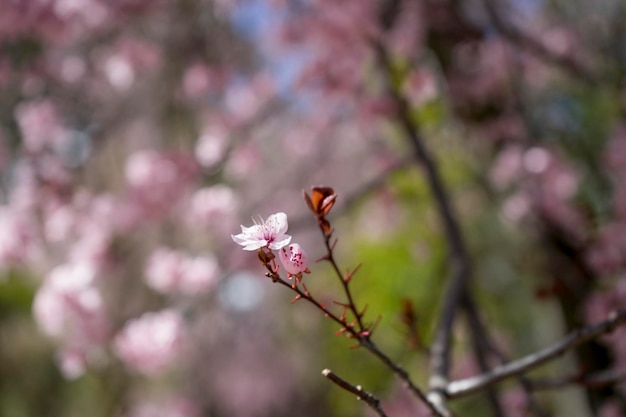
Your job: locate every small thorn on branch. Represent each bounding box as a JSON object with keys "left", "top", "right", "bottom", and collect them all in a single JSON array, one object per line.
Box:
[
  {"left": 340, "top": 307, "right": 349, "bottom": 322},
  {"left": 333, "top": 300, "right": 351, "bottom": 308},
  {"left": 344, "top": 263, "right": 362, "bottom": 283},
  {"left": 291, "top": 294, "right": 302, "bottom": 304},
  {"left": 335, "top": 327, "right": 348, "bottom": 336}
]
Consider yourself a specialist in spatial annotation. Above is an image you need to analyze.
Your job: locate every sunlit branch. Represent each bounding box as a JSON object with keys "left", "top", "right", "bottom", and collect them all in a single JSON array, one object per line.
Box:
[
  {"left": 322, "top": 369, "right": 388, "bottom": 417},
  {"left": 446, "top": 311, "right": 626, "bottom": 398}
]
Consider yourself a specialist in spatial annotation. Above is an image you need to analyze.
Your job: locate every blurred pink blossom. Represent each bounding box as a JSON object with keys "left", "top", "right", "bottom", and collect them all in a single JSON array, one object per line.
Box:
[
  {"left": 145, "top": 248, "right": 219, "bottom": 295},
  {"left": 0, "top": 208, "right": 38, "bottom": 269},
  {"left": 224, "top": 75, "right": 274, "bottom": 124},
  {"left": 598, "top": 399, "right": 626, "bottom": 417},
  {"left": 178, "top": 256, "right": 220, "bottom": 294},
  {"left": 586, "top": 224, "right": 626, "bottom": 275},
  {"left": 125, "top": 150, "right": 198, "bottom": 220},
  {"left": 223, "top": 143, "right": 261, "bottom": 180},
  {"left": 403, "top": 70, "right": 437, "bottom": 107},
  {"left": 15, "top": 99, "right": 69, "bottom": 153},
  {"left": 104, "top": 54, "right": 135, "bottom": 90},
  {"left": 231, "top": 212, "right": 291, "bottom": 251},
  {"left": 278, "top": 243, "right": 309, "bottom": 276},
  {"left": 489, "top": 146, "right": 524, "bottom": 190},
  {"left": 194, "top": 128, "right": 228, "bottom": 169},
  {"left": 33, "top": 262, "right": 103, "bottom": 337},
  {"left": 189, "top": 185, "right": 238, "bottom": 226},
  {"left": 113, "top": 309, "right": 187, "bottom": 375},
  {"left": 500, "top": 389, "right": 529, "bottom": 417},
  {"left": 605, "top": 125, "right": 626, "bottom": 174},
  {"left": 124, "top": 397, "right": 199, "bottom": 417},
  {"left": 182, "top": 63, "right": 216, "bottom": 100},
  {"left": 32, "top": 262, "right": 109, "bottom": 377}
]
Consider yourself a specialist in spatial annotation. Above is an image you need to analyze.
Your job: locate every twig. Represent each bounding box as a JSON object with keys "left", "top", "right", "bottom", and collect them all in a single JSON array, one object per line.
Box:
[
  {"left": 321, "top": 231, "right": 367, "bottom": 333},
  {"left": 322, "top": 369, "right": 388, "bottom": 417},
  {"left": 446, "top": 311, "right": 626, "bottom": 398}
]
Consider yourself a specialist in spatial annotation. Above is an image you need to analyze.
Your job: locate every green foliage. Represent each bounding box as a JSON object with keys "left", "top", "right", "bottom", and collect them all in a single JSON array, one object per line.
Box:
[{"left": 0, "top": 270, "right": 35, "bottom": 317}]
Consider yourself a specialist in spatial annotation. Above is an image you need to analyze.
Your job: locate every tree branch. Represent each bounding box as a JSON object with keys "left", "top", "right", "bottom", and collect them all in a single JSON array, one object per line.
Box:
[
  {"left": 322, "top": 369, "right": 388, "bottom": 417},
  {"left": 528, "top": 368, "right": 626, "bottom": 392},
  {"left": 446, "top": 311, "right": 626, "bottom": 398}
]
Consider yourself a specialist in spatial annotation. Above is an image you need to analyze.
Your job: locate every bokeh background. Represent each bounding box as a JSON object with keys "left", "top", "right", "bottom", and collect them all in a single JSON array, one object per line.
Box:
[{"left": 1, "top": 0, "right": 626, "bottom": 416}]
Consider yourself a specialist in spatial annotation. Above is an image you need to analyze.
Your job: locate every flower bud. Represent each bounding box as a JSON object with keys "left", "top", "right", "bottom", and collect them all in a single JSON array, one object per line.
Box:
[{"left": 279, "top": 243, "right": 310, "bottom": 276}]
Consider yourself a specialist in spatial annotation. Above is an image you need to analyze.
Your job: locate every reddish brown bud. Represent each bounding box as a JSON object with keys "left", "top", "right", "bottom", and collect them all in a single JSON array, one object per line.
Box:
[
  {"left": 304, "top": 187, "right": 337, "bottom": 235},
  {"left": 308, "top": 186, "right": 336, "bottom": 214}
]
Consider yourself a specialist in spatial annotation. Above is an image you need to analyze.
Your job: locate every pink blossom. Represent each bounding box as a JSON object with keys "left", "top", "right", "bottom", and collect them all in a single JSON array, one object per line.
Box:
[
  {"left": 279, "top": 243, "right": 309, "bottom": 275},
  {"left": 14, "top": 99, "right": 69, "bottom": 153},
  {"left": 113, "top": 309, "right": 187, "bottom": 375},
  {"left": 231, "top": 212, "right": 291, "bottom": 251}
]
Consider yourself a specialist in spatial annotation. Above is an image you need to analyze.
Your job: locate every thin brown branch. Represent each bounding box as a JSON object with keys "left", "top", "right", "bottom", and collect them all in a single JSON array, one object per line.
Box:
[
  {"left": 446, "top": 311, "right": 626, "bottom": 398},
  {"left": 322, "top": 231, "right": 367, "bottom": 333},
  {"left": 322, "top": 369, "right": 388, "bottom": 417},
  {"left": 264, "top": 264, "right": 447, "bottom": 417}
]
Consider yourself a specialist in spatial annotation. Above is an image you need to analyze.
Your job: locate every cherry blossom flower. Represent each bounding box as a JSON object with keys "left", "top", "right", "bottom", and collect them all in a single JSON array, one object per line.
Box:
[
  {"left": 231, "top": 212, "right": 291, "bottom": 251},
  {"left": 279, "top": 243, "right": 310, "bottom": 276}
]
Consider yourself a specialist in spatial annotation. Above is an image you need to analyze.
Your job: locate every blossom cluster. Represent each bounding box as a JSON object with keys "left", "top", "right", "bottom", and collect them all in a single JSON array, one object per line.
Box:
[{"left": 231, "top": 212, "right": 310, "bottom": 277}]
